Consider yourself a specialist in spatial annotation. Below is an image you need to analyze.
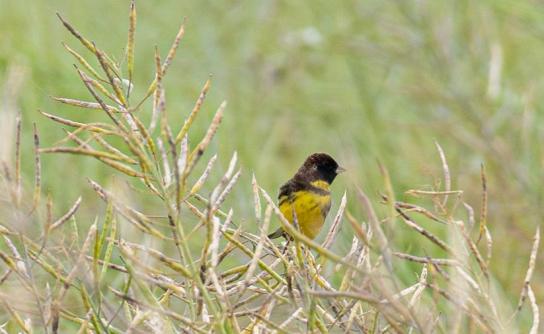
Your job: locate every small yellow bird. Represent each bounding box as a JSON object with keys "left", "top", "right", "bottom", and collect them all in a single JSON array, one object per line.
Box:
[{"left": 268, "top": 153, "right": 345, "bottom": 240}]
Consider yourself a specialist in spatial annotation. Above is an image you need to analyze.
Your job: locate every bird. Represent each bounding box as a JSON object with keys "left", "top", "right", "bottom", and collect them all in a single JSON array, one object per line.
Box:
[{"left": 268, "top": 153, "right": 345, "bottom": 240}]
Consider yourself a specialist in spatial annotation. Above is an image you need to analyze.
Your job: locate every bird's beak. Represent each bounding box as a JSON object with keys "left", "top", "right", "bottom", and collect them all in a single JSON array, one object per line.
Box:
[{"left": 336, "top": 166, "right": 346, "bottom": 174}]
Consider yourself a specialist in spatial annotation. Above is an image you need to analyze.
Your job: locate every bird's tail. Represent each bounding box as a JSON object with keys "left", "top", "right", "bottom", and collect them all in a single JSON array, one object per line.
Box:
[{"left": 267, "top": 228, "right": 285, "bottom": 240}]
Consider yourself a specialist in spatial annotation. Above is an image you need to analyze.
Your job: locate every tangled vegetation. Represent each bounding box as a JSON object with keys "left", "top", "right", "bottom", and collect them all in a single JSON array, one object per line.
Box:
[{"left": 0, "top": 2, "right": 540, "bottom": 333}]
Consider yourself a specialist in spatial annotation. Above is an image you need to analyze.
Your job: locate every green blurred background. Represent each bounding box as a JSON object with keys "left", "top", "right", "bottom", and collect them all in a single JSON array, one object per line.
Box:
[{"left": 1, "top": 0, "right": 542, "bottom": 311}]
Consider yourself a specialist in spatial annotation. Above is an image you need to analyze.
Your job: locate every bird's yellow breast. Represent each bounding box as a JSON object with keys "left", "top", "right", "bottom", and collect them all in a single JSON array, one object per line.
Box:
[{"left": 279, "top": 181, "right": 331, "bottom": 240}]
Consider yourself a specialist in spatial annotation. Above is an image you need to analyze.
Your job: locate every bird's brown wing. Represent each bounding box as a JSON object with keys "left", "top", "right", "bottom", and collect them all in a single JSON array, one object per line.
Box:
[
  {"left": 278, "top": 178, "right": 308, "bottom": 201},
  {"left": 321, "top": 200, "right": 331, "bottom": 219}
]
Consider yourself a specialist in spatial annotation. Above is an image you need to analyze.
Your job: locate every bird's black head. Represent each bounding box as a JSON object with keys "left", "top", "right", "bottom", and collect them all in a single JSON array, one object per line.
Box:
[{"left": 296, "top": 153, "right": 345, "bottom": 184}]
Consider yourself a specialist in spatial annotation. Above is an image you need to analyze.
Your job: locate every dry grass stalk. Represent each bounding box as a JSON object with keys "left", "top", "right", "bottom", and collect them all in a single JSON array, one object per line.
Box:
[
  {"left": 126, "top": 0, "right": 136, "bottom": 92},
  {"left": 527, "top": 285, "right": 539, "bottom": 334},
  {"left": 321, "top": 191, "right": 347, "bottom": 250},
  {"left": 396, "top": 207, "right": 453, "bottom": 254},
  {"left": 61, "top": 42, "right": 103, "bottom": 81},
  {"left": 434, "top": 141, "right": 451, "bottom": 207},
  {"left": 32, "top": 124, "right": 41, "bottom": 212},
  {"left": 49, "top": 196, "right": 82, "bottom": 231},
  {"left": 478, "top": 163, "right": 488, "bottom": 244},
  {"left": 52, "top": 96, "right": 120, "bottom": 112},
  {"left": 175, "top": 79, "right": 211, "bottom": 144},
  {"left": 511, "top": 225, "right": 540, "bottom": 320}
]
